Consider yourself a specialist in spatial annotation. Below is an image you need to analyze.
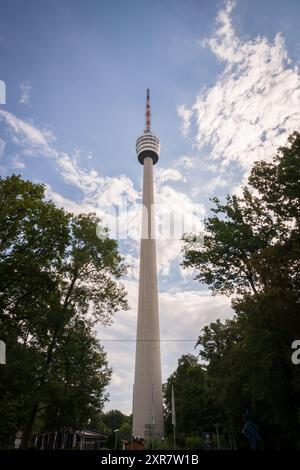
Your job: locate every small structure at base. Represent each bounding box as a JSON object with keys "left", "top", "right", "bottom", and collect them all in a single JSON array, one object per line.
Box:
[
  {"left": 34, "top": 428, "right": 110, "bottom": 450},
  {"left": 123, "top": 437, "right": 145, "bottom": 450}
]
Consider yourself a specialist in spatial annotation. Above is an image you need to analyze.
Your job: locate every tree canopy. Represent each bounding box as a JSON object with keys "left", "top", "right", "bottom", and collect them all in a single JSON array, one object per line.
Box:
[
  {"left": 182, "top": 133, "right": 300, "bottom": 449},
  {"left": 0, "top": 175, "right": 127, "bottom": 448}
]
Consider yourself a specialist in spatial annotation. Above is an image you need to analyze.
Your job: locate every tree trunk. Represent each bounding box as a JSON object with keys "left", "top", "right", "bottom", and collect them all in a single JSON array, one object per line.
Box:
[
  {"left": 21, "top": 333, "right": 56, "bottom": 448},
  {"left": 21, "top": 272, "right": 78, "bottom": 448}
]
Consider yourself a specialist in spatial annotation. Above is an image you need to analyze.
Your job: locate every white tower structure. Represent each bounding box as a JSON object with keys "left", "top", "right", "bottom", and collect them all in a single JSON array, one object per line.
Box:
[{"left": 132, "top": 89, "right": 164, "bottom": 439}]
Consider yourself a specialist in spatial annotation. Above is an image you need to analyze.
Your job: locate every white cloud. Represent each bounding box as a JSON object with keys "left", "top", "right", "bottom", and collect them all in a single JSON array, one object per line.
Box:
[
  {"left": 177, "top": 104, "right": 193, "bottom": 137},
  {"left": 53, "top": 155, "right": 204, "bottom": 281},
  {"left": 156, "top": 167, "right": 184, "bottom": 185},
  {"left": 153, "top": 184, "right": 204, "bottom": 275},
  {"left": 175, "top": 155, "right": 195, "bottom": 170},
  {"left": 192, "top": 0, "right": 300, "bottom": 173},
  {"left": 20, "top": 82, "right": 31, "bottom": 105},
  {"left": 160, "top": 290, "right": 232, "bottom": 375},
  {"left": 56, "top": 152, "right": 139, "bottom": 206},
  {"left": 48, "top": 150, "right": 203, "bottom": 277},
  {"left": 204, "top": 175, "right": 228, "bottom": 193},
  {"left": 45, "top": 185, "right": 96, "bottom": 215},
  {"left": 0, "top": 109, "right": 55, "bottom": 157}
]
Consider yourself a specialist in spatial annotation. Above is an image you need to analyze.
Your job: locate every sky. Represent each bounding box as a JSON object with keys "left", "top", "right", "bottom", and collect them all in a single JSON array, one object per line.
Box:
[{"left": 1, "top": 0, "right": 300, "bottom": 414}]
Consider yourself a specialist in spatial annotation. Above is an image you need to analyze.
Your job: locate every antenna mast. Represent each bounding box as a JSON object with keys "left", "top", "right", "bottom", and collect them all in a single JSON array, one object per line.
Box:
[{"left": 145, "top": 88, "right": 151, "bottom": 133}]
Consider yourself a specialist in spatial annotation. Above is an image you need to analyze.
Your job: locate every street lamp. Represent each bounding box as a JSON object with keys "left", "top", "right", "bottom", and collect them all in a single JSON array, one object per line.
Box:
[
  {"left": 113, "top": 429, "right": 119, "bottom": 450},
  {"left": 0, "top": 340, "right": 6, "bottom": 364},
  {"left": 215, "top": 424, "right": 220, "bottom": 450}
]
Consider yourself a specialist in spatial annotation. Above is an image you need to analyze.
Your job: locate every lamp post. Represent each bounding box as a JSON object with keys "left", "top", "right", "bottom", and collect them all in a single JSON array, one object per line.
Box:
[
  {"left": 215, "top": 424, "right": 220, "bottom": 450},
  {"left": 0, "top": 340, "right": 6, "bottom": 364},
  {"left": 114, "top": 429, "right": 119, "bottom": 450}
]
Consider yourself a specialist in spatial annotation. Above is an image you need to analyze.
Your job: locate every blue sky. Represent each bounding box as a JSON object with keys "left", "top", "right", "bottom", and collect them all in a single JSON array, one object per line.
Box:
[{"left": 1, "top": 0, "right": 300, "bottom": 413}]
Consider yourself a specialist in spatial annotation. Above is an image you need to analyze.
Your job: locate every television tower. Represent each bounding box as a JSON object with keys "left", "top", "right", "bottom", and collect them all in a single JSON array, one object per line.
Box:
[{"left": 132, "top": 89, "right": 164, "bottom": 439}]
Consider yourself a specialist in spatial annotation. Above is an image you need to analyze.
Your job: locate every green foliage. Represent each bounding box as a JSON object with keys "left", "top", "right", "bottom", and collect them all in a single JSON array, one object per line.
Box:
[
  {"left": 185, "top": 435, "right": 204, "bottom": 450},
  {"left": 0, "top": 175, "right": 127, "bottom": 448},
  {"left": 102, "top": 409, "right": 130, "bottom": 432},
  {"left": 183, "top": 133, "right": 300, "bottom": 449},
  {"left": 164, "top": 354, "right": 222, "bottom": 439},
  {"left": 42, "top": 318, "right": 111, "bottom": 430},
  {"left": 146, "top": 437, "right": 173, "bottom": 450},
  {"left": 118, "top": 422, "right": 132, "bottom": 437}
]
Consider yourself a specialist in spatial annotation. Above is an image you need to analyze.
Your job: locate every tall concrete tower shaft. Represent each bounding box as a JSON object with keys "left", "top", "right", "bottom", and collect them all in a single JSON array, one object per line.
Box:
[{"left": 132, "top": 89, "right": 164, "bottom": 439}]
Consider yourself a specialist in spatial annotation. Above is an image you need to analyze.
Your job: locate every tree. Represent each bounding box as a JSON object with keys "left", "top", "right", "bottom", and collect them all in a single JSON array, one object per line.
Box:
[
  {"left": 0, "top": 175, "right": 128, "bottom": 448},
  {"left": 42, "top": 318, "right": 111, "bottom": 432},
  {"left": 164, "top": 355, "right": 221, "bottom": 440},
  {"left": 183, "top": 134, "right": 300, "bottom": 448},
  {"left": 0, "top": 175, "right": 70, "bottom": 345},
  {"left": 184, "top": 133, "right": 300, "bottom": 299},
  {"left": 101, "top": 410, "right": 131, "bottom": 449},
  {"left": 0, "top": 175, "right": 70, "bottom": 448},
  {"left": 102, "top": 409, "right": 129, "bottom": 432}
]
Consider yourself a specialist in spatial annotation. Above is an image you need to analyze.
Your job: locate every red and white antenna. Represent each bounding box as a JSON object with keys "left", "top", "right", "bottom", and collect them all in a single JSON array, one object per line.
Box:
[
  {"left": 136, "top": 88, "right": 160, "bottom": 165},
  {"left": 145, "top": 88, "right": 151, "bottom": 132}
]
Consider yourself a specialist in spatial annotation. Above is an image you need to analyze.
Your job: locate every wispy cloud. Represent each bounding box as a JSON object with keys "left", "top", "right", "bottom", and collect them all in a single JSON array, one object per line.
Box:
[
  {"left": 56, "top": 152, "right": 139, "bottom": 206},
  {"left": 9, "top": 155, "right": 26, "bottom": 169},
  {"left": 156, "top": 167, "right": 184, "bottom": 185},
  {"left": 20, "top": 82, "right": 31, "bottom": 105},
  {"left": 177, "top": 104, "right": 193, "bottom": 137},
  {"left": 0, "top": 109, "right": 55, "bottom": 157},
  {"left": 190, "top": 0, "right": 300, "bottom": 174},
  {"left": 175, "top": 155, "right": 195, "bottom": 170}
]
